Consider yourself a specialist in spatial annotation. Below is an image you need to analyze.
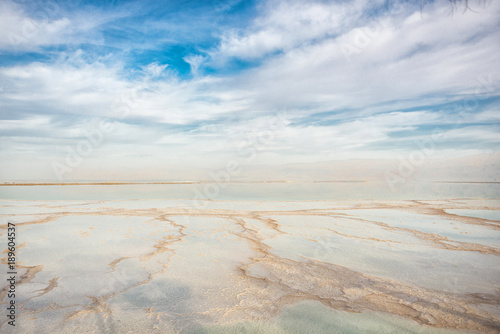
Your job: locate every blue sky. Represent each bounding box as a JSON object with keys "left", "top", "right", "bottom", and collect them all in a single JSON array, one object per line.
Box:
[{"left": 0, "top": 0, "right": 499, "bottom": 181}]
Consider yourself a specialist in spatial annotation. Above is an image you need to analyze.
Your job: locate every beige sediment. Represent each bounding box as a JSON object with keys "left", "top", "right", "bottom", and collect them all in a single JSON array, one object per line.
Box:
[
  {"left": 345, "top": 217, "right": 500, "bottom": 255},
  {"left": 33, "top": 277, "right": 59, "bottom": 297},
  {"left": 310, "top": 226, "right": 404, "bottom": 245},
  {"left": 108, "top": 257, "right": 130, "bottom": 271},
  {"left": 0, "top": 215, "right": 60, "bottom": 230}
]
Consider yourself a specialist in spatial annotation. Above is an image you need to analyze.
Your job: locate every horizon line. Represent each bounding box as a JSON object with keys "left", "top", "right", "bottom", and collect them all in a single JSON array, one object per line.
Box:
[{"left": 1, "top": 180, "right": 499, "bottom": 186}]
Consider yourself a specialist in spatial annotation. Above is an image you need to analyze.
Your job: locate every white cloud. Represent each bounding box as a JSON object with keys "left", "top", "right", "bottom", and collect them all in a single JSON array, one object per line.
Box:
[
  {"left": 440, "top": 126, "right": 500, "bottom": 142},
  {"left": 0, "top": 0, "right": 127, "bottom": 51},
  {"left": 0, "top": 1, "right": 73, "bottom": 50},
  {"left": 214, "top": 0, "right": 382, "bottom": 60},
  {"left": 215, "top": 0, "right": 500, "bottom": 118},
  {"left": 183, "top": 54, "right": 205, "bottom": 76},
  {"left": 0, "top": 115, "right": 51, "bottom": 130}
]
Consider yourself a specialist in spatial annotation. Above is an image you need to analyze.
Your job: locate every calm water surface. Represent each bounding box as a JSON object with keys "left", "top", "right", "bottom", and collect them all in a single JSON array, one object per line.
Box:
[{"left": 0, "top": 181, "right": 499, "bottom": 200}]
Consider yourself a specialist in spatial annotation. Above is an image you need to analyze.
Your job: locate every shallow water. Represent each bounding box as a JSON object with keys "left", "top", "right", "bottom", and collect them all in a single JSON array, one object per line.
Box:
[
  {"left": 1, "top": 181, "right": 499, "bottom": 201},
  {"left": 186, "top": 300, "right": 470, "bottom": 334},
  {"left": 445, "top": 209, "right": 500, "bottom": 221}
]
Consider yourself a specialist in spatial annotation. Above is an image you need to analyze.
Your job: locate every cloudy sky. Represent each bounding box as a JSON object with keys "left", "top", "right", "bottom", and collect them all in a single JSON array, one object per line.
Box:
[{"left": 0, "top": 0, "right": 499, "bottom": 181}]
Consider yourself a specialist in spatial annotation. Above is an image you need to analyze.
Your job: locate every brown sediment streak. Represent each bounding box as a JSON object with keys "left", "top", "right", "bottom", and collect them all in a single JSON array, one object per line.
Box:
[
  {"left": 145, "top": 306, "right": 170, "bottom": 324},
  {"left": 65, "top": 254, "right": 174, "bottom": 322},
  {"left": 265, "top": 203, "right": 499, "bottom": 230},
  {"left": 0, "top": 265, "right": 43, "bottom": 302},
  {"left": 108, "top": 257, "right": 129, "bottom": 271},
  {"left": 141, "top": 235, "right": 177, "bottom": 261},
  {"left": 399, "top": 224, "right": 500, "bottom": 255},
  {"left": 2, "top": 242, "right": 28, "bottom": 253},
  {"left": 269, "top": 199, "right": 499, "bottom": 226},
  {"left": 139, "top": 216, "right": 188, "bottom": 262},
  {"left": 66, "top": 217, "right": 187, "bottom": 321},
  {"left": 20, "top": 277, "right": 60, "bottom": 309},
  {"left": 230, "top": 218, "right": 500, "bottom": 333},
  {"left": 33, "top": 277, "right": 59, "bottom": 296},
  {"left": 350, "top": 217, "right": 500, "bottom": 255},
  {"left": 434, "top": 208, "right": 500, "bottom": 230},
  {"left": 403, "top": 201, "right": 500, "bottom": 230},
  {"left": 66, "top": 296, "right": 114, "bottom": 320},
  {"left": 66, "top": 273, "right": 150, "bottom": 320},
  {"left": 17, "top": 265, "right": 44, "bottom": 284},
  {"left": 313, "top": 226, "right": 404, "bottom": 245},
  {"left": 3, "top": 200, "right": 497, "bottom": 255},
  {"left": 90, "top": 216, "right": 186, "bottom": 272},
  {"left": 0, "top": 182, "right": 203, "bottom": 186},
  {"left": 0, "top": 303, "right": 80, "bottom": 328},
  {"left": 245, "top": 211, "right": 499, "bottom": 255},
  {"left": 250, "top": 202, "right": 500, "bottom": 254},
  {"left": 78, "top": 229, "right": 93, "bottom": 238},
  {"left": 0, "top": 214, "right": 60, "bottom": 230},
  {"left": 248, "top": 214, "right": 285, "bottom": 235}
]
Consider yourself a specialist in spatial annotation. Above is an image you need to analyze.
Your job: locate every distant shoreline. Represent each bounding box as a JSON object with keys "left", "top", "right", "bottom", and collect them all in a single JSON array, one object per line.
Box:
[{"left": 1, "top": 181, "right": 499, "bottom": 186}]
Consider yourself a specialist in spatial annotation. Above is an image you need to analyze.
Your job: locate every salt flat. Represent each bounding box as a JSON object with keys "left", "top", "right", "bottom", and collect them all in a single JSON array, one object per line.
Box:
[{"left": 1, "top": 192, "right": 499, "bottom": 333}]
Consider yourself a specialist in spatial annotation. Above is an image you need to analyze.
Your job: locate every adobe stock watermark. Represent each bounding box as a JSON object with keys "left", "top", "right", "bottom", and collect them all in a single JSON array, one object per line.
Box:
[
  {"left": 9, "top": 0, "right": 61, "bottom": 48},
  {"left": 385, "top": 74, "right": 495, "bottom": 191},
  {"left": 339, "top": 14, "right": 389, "bottom": 62},
  {"left": 192, "top": 111, "right": 290, "bottom": 207},
  {"left": 51, "top": 88, "right": 144, "bottom": 181},
  {"left": 51, "top": 119, "right": 115, "bottom": 181}
]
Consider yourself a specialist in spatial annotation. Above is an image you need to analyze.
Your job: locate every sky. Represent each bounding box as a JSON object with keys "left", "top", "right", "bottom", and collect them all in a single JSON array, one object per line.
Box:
[{"left": 0, "top": 0, "right": 499, "bottom": 181}]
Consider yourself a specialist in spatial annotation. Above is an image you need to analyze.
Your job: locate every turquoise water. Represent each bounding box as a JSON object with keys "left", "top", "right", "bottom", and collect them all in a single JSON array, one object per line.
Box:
[{"left": 185, "top": 301, "right": 468, "bottom": 334}]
